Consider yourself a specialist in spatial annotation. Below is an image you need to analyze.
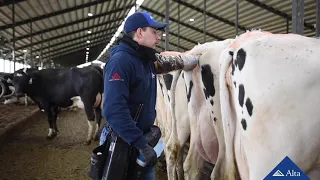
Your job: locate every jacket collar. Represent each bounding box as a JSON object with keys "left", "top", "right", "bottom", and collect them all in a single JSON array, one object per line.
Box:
[{"left": 119, "top": 35, "right": 157, "bottom": 62}]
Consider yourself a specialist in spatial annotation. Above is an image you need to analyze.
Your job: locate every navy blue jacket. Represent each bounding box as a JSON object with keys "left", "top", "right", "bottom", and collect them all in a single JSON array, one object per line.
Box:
[{"left": 102, "top": 39, "right": 157, "bottom": 150}]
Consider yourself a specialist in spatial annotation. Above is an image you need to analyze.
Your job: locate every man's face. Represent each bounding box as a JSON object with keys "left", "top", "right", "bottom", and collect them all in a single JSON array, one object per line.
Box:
[{"left": 136, "top": 27, "right": 161, "bottom": 49}]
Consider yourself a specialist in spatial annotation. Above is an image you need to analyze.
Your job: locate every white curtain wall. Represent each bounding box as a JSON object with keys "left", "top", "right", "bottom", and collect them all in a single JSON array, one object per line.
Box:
[{"left": 0, "top": 58, "right": 30, "bottom": 73}]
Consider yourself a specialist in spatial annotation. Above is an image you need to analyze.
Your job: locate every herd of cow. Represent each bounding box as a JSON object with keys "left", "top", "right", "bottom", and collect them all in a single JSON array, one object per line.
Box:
[{"left": 1, "top": 30, "right": 320, "bottom": 180}]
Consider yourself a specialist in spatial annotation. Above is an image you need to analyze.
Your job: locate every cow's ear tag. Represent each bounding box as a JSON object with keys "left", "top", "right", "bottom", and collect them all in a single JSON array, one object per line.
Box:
[{"left": 29, "top": 78, "right": 33, "bottom": 84}]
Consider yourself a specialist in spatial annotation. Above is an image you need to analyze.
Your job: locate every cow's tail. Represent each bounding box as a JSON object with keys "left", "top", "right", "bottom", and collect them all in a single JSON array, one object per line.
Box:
[
  {"left": 169, "top": 70, "right": 182, "bottom": 139},
  {"left": 215, "top": 48, "right": 239, "bottom": 180}
]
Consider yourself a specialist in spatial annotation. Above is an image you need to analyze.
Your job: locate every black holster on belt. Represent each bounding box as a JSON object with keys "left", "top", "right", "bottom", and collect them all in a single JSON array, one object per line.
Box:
[
  {"left": 88, "top": 125, "right": 161, "bottom": 180},
  {"left": 88, "top": 130, "right": 112, "bottom": 180},
  {"left": 101, "top": 131, "right": 139, "bottom": 180}
]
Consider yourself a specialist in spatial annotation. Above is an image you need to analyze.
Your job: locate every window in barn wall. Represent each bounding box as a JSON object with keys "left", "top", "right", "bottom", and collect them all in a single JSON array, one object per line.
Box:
[
  {"left": 4, "top": 60, "right": 10, "bottom": 73},
  {"left": 0, "top": 59, "right": 29, "bottom": 73},
  {"left": 10, "top": 61, "right": 15, "bottom": 73},
  {"left": 0, "top": 59, "right": 4, "bottom": 73}
]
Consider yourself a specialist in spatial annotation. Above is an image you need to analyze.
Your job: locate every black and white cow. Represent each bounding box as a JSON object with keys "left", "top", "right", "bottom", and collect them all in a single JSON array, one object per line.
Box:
[
  {"left": 10, "top": 65, "right": 104, "bottom": 145},
  {"left": 0, "top": 73, "right": 15, "bottom": 99}
]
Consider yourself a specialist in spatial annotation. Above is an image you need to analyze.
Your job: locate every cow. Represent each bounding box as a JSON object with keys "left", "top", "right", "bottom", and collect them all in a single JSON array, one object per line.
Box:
[
  {"left": 0, "top": 74, "right": 15, "bottom": 99},
  {"left": 1, "top": 71, "right": 37, "bottom": 106},
  {"left": 156, "top": 70, "right": 191, "bottom": 180},
  {"left": 156, "top": 39, "right": 235, "bottom": 180},
  {"left": 166, "top": 30, "right": 320, "bottom": 179},
  {"left": 206, "top": 31, "right": 320, "bottom": 180},
  {"left": 9, "top": 65, "right": 104, "bottom": 145}
]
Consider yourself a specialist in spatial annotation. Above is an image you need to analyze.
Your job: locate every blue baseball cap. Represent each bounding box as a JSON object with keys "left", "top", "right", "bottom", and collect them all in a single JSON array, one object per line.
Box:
[{"left": 124, "top": 12, "right": 167, "bottom": 34}]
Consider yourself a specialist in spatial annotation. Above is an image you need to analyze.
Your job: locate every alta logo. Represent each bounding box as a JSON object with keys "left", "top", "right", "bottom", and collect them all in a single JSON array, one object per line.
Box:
[
  {"left": 264, "top": 156, "right": 310, "bottom": 180},
  {"left": 109, "top": 72, "right": 124, "bottom": 81}
]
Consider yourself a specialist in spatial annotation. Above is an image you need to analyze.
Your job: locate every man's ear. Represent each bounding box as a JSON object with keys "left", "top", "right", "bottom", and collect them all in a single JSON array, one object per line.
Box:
[{"left": 136, "top": 28, "right": 143, "bottom": 38}]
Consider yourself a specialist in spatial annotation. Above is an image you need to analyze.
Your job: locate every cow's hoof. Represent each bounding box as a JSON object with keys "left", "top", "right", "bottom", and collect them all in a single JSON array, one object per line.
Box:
[
  {"left": 46, "top": 135, "right": 55, "bottom": 140},
  {"left": 84, "top": 140, "right": 91, "bottom": 145},
  {"left": 46, "top": 132, "right": 57, "bottom": 140}
]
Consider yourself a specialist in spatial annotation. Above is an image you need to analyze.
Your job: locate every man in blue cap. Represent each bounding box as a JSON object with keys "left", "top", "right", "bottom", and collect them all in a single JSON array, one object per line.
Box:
[{"left": 101, "top": 11, "right": 199, "bottom": 179}]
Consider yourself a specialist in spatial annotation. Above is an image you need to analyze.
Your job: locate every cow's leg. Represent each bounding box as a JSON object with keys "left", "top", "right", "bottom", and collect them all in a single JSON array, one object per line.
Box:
[
  {"left": 93, "top": 107, "right": 102, "bottom": 141},
  {"left": 176, "top": 144, "right": 186, "bottom": 180},
  {"left": 51, "top": 106, "right": 59, "bottom": 132},
  {"left": 165, "top": 138, "right": 180, "bottom": 180},
  {"left": 24, "top": 94, "right": 28, "bottom": 106},
  {"left": 183, "top": 132, "right": 205, "bottom": 180},
  {"left": 81, "top": 95, "right": 96, "bottom": 145},
  {"left": 45, "top": 105, "right": 57, "bottom": 139}
]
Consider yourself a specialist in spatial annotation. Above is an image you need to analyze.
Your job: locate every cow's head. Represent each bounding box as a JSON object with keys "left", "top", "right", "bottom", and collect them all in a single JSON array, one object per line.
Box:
[{"left": 11, "top": 68, "right": 36, "bottom": 98}]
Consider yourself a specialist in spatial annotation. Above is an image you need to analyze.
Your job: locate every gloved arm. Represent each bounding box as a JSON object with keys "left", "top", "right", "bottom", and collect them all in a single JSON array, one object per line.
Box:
[{"left": 153, "top": 52, "right": 200, "bottom": 74}]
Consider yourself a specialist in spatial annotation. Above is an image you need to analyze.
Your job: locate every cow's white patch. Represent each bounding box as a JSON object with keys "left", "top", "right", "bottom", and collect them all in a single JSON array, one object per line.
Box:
[
  {"left": 28, "top": 78, "right": 33, "bottom": 84},
  {"left": 24, "top": 94, "right": 28, "bottom": 106},
  {"left": 48, "top": 128, "right": 54, "bottom": 137},
  {"left": 16, "top": 73, "right": 23, "bottom": 77},
  {"left": 23, "top": 68, "right": 27, "bottom": 74},
  {"left": 94, "top": 123, "right": 99, "bottom": 139},
  {"left": 8, "top": 86, "right": 15, "bottom": 91},
  {"left": 87, "top": 120, "right": 95, "bottom": 141},
  {"left": 6, "top": 78, "right": 12, "bottom": 83},
  {"left": 4, "top": 97, "right": 17, "bottom": 104}
]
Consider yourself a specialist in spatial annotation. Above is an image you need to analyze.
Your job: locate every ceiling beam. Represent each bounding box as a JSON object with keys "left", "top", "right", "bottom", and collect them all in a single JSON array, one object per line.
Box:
[
  {"left": 173, "top": 0, "right": 247, "bottom": 31},
  {"left": 141, "top": 6, "right": 224, "bottom": 40},
  {"left": 0, "top": 0, "right": 111, "bottom": 31},
  {"left": 15, "top": 31, "right": 113, "bottom": 60},
  {"left": 52, "top": 42, "right": 106, "bottom": 63},
  {"left": 13, "top": 5, "right": 133, "bottom": 41},
  {"left": 170, "top": 31, "right": 198, "bottom": 45},
  {"left": 245, "top": 0, "right": 315, "bottom": 31},
  {"left": 0, "top": 0, "right": 26, "bottom": 7},
  {"left": 43, "top": 35, "right": 111, "bottom": 58},
  {"left": 16, "top": 23, "right": 119, "bottom": 51},
  {"left": 37, "top": 31, "right": 112, "bottom": 54},
  {"left": 45, "top": 40, "right": 106, "bottom": 60}
]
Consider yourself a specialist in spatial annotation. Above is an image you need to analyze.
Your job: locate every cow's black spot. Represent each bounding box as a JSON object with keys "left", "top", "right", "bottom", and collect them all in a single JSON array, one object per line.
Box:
[
  {"left": 233, "top": 81, "right": 236, "bottom": 88},
  {"left": 236, "top": 48, "right": 246, "bottom": 71},
  {"left": 231, "top": 62, "right": 235, "bottom": 75},
  {"left": 214, "top": 117, "right": 217, "bottom": 122},
  {"left": 167, "top": 94, "right": 170, "bottom": 102},
  {"left": 212, "top": 111, "right": 214, "bottom": 114},
  {"left": 187, "top": 81, "right": 193, "bottom": 102},
  {"left": 241, "top": 119, "right": 247, "bottom": 130},
  {"left": 159, "top": 81, "right": 164, "bottom": 97},
  {"left": 238, "top": 84, "right": 245, "bottom": 107},
  {"left": 245, "top": 97, "right": 253, "bottom": 116},
  {"left": 163, "top": 74, "right": 173, "bottom": 90},
  {"left": 201, "top": 64, "right": 215, "bottom": 99},
  {"left": 182, "top": 72, "right": 184, "bottom": 79},
  {"left": 229, "top": 51, "right": 236, "bottom": 75},
  {"left": 210, "top": 99, "right": 214, "bottom": 106}
]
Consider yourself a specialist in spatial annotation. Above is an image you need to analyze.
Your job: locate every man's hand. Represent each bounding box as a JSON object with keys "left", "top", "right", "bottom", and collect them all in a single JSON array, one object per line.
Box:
[{"left": 138, "top": 144, "right": 157, "bottom": 167}]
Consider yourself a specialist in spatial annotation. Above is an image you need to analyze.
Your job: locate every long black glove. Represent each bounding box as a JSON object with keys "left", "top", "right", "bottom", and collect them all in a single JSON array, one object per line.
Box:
[{"left": 138, "top": 144, "right": 157, "bottom": 167}]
